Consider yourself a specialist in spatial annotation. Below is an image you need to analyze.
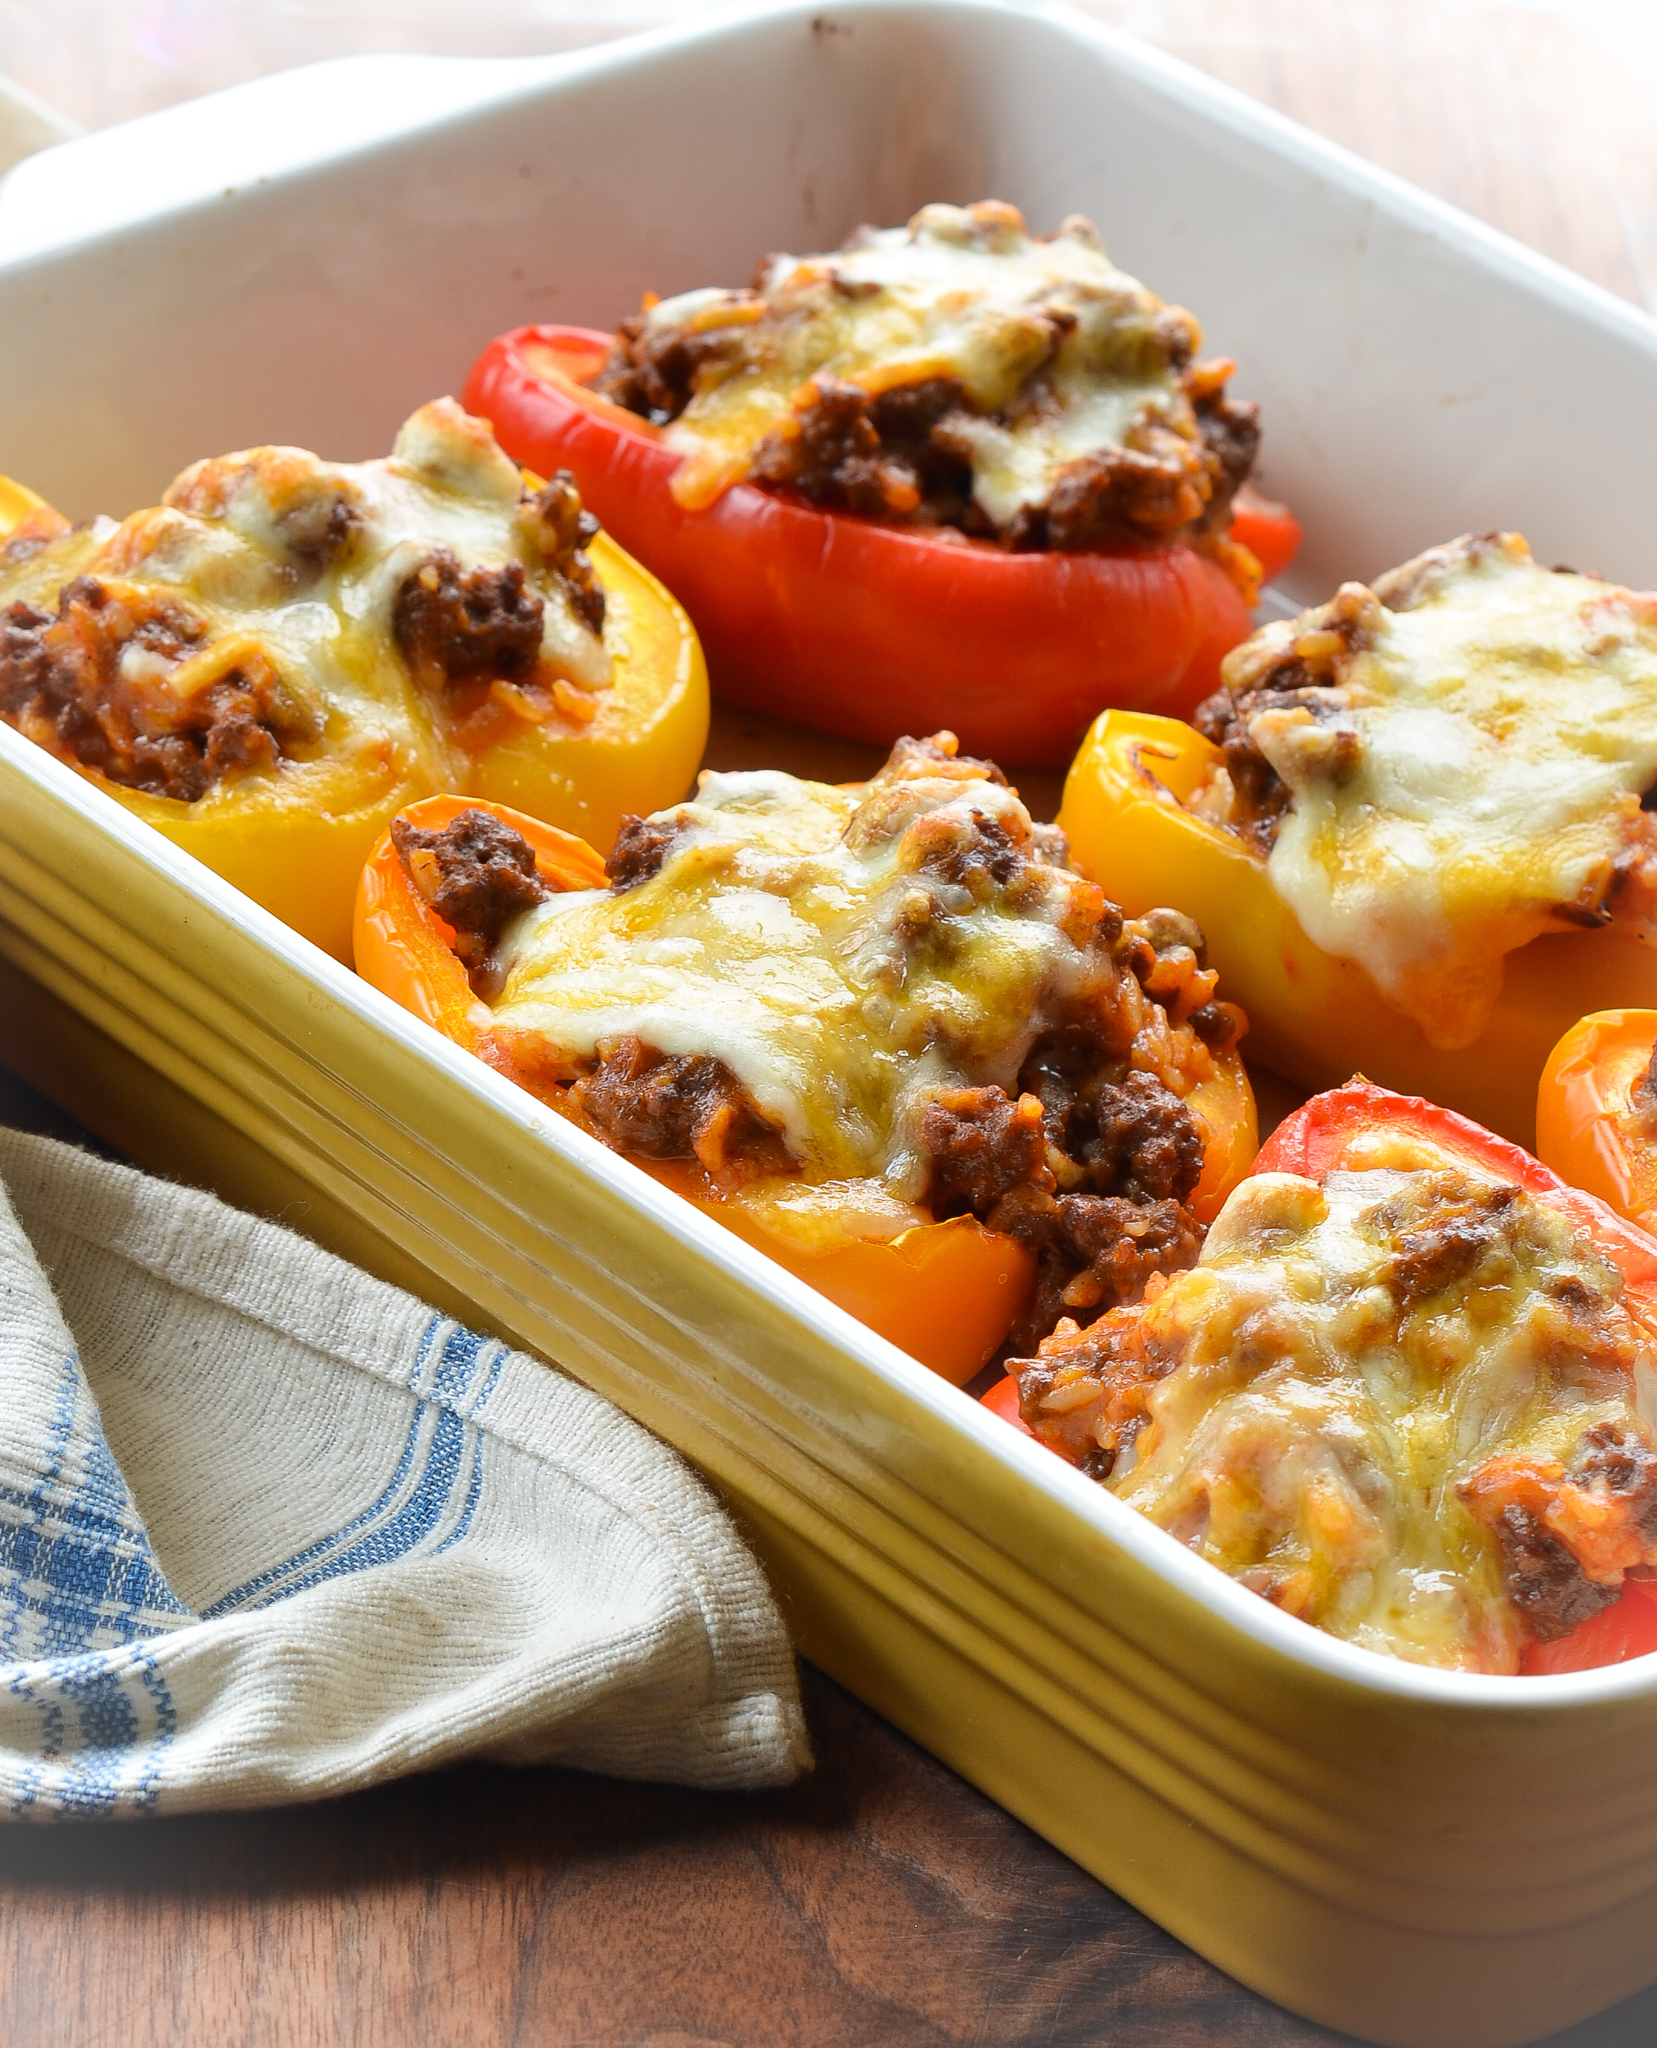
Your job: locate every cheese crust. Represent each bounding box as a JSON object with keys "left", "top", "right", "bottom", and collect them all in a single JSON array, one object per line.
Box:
[
  {"left": 594, "top": 201, "right": 1258, "bottom": 554},
  {"left": 1192, "top": 533, "right": 1657, "bottom": 1049},
  {"left": 491, "top": 745, "right": 1197, "bottom": 1173},
  {"left": 1017, "top": 1159, "right": 1657, "bottom": 1672},
  {"left": 402, "top": 735, "right": 1246, "bottom": 1352},
  {"left": 0, "top": 399, "right": 613, "bottom": 809}
]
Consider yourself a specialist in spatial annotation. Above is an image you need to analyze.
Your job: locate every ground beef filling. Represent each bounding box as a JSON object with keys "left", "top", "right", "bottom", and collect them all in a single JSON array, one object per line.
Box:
[
  {"left": 397, "top": 755, "right": 1230, "bottom": 1348},
  {"left": 913, "top": 802, "right": 1025, "bottom": 891},
  {"left": 522, "top": 472, "right": 606, "bottom": 637},
  {"left": 1011, "top": 1313, "right": 1168, "bottom": 1482},
  {"left": 1020, "top": 385, "right": 1257, "bottom": 554},
  {"left": 573, "top": 1035, "right": 794, "bottom": 1180},
  {"left": 1192, "top": 666, "right": 1353, "bottom": 857},
  {"left": 996, "top": 1188, "right": 1203, "bottom": 1359},
  {"left": 392, "top": 471, "right": 605, "bottom": 699},
  {"left": 1483, "top": 1505, "right": 1620, "bottom": 1641},
  {"left": 591, "top": 315, "right": 744, "bottom": 429},
  {"left": 886, "top": 729, "right": 1008, "bottom": 786},
  {"left": 0, "top": 576, "right": 314, "bottom": 802},
  {"left": 1022, "top": 1047, "right": 1207, "bottom": 1201},
  {"left": 390, "top": 810, "right": 796, "bottom": 1176},
  {"left": 918, "top": 1088, "right": 1051, "bottom": 1216},
  {"left": 391, "top": 808, "right": 550, "bottom": 987},
  {"left": 746, "top": 376, "right": 984, "bottom": 531},
  {"left": 1190, "top": 572, "right": 1389, "bottom": 854},
  {"left": 881, "top": 751, "right": 1218, "bottom": 1347},
  {"left": 914, "top": 1033, "right": 1210, "bottom": 1354},
  {"left": 280, "top": 490, "right": 360, "bottom": 574},
  {"left": 1192, "top": 687, "right": 1296, "bottom": 856},
  {"left": 1011, "top": 1179, "right": 1657, "bottom": 1645},
  {"left": 594, "top": 321, "right": 1256, "bottom": 552},
  {"left": 1459, "top": 1423, "right": 1657, "bottom": 1641},
  {"left": 605, "top": 813, "right": 683, "bottom": 891},
  {"left": 1194, "top": 545, "right": 1627, "bottom": 862},
  {"left": 393, "top": 552, "right": 545, "bottom": 694}
]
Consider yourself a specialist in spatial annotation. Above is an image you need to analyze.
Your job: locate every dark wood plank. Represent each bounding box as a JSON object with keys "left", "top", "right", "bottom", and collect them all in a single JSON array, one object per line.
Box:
[
  {"left": 5, "top": 1069, "right": 1657, "bottom": 2046},
  {"left": 0, "top": 1664, "right": 1357, "bottom": 2048},
  {"left": 1, "top": 1648, "right": 1649, "bottom": 2047}
]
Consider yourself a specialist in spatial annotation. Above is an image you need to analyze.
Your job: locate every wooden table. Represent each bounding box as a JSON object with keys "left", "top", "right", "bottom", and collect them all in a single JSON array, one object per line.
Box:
[
  {"left": 0, "top": 1580, "right": 1424, "bottom": 2048},
  {"left": 5, "top": 1058, "right": 1653, "bottom": 2048},
  {"left": 5, "top": 7, "right": 1657, "bottom": 2043}
]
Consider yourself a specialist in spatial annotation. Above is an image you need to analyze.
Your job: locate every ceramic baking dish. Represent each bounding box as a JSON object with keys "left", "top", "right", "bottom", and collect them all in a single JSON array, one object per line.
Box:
[{"left": 4, "top": 7, "right": 1657, "bottom": 2042}]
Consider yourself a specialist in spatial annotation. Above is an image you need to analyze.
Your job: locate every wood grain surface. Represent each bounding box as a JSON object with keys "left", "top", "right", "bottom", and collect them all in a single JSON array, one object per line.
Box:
[
  {"left": 4, "top": 6, "right": 1657, "bottom": 2045},
  {"left": 0, "top": 1657, "right": 1363, "bottom": 2048}
]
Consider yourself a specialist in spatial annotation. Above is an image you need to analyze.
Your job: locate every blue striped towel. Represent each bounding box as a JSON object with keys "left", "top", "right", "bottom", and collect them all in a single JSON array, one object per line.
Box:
[{"left": 0, "top": 1128, "right": 809, "bottom": 1817}]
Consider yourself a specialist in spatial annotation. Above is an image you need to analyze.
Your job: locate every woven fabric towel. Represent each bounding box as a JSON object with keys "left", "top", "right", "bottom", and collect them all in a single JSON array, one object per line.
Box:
[{"left": 0, "top": 1127, "right": 810, "bottom": 1818}]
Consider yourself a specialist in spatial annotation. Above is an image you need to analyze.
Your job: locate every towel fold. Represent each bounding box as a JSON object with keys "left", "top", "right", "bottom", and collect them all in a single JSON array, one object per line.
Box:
[{"left": 0, "top": 1127, "right": 810, "bottom": 1817}]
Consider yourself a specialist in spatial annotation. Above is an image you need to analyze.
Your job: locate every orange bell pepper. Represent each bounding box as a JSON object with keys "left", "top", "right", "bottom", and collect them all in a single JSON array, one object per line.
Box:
[
  {"left": 1057, "top": 709, "right": 1657, "bottom": 1149},
  {"left": 354, "top": 793, "right": 1035, "bottom": 1383},
  {"left": 0, "top": 474, "right": 47, "bottom": 532},
  {"left": 354, "top": 794, "right": 1258, "bottom": 1382},
  {"left": 1536, "top": 1010, "right": 1657, "bottom": 1234},
  {"left": 0, "top": 458, "right": 708, "bottom": 965},
  {"left": 1184, "top": 1056, "right": 1258, "bottom": 1227}
]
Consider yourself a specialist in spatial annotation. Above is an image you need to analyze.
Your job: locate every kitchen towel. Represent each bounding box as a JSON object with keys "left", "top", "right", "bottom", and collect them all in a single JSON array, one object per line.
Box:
[{"left": 0, "top": 1126, "right": 810, "bottom": 1817}]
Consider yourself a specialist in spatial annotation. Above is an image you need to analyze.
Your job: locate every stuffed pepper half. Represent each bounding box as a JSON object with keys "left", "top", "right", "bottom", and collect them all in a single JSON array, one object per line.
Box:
[
  {"left": 1059, "top": 532, "right": 1657, "bottom": 1144},
  {"left": 465, "top": 200, "right": 1299, "bottom": 764},
  {"left": 355, "top": 733, "right": 1257, "bottom": 1380},
  {"left": 0, "top": 400, "right": 707, "bottom": 960},
  {"left": 986, "top": 1080, "right": 1657, "bottom": 1677}
]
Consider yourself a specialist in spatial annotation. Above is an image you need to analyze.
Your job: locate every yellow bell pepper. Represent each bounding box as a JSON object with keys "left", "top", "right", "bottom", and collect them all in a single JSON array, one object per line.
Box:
[
  {"left": 0, "top": 455, "right": 708, "bottom": 965},
  {"left": 109, "top": 526, "right": 706, "bottom": 963},
  {"left": 1058, "top": 710, "right": 1657, "bottom": 1148}
]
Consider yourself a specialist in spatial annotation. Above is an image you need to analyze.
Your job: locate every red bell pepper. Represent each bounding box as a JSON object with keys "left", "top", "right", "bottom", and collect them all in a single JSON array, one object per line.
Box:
[
  {"left": 983, "top": 1077, "right": 1657, "bottom": 1675},
  {"left": 979, "top": 1373, "right": 1034, "bottom": 1438},
  {"left": 1227, "top": 489, "right": 1301, "bottom": 584},
  {"left": 1257, "top": 1080, "right": 1657, "bottom": 1295},
  {"left": 463, "top": 325, "right": 1299, "bottom": 767}
]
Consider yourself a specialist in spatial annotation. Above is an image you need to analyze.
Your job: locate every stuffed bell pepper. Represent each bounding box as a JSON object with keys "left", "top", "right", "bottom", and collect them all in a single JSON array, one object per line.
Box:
[
  {"left": 354, "top": 732, "right": 1257, "bottom": 1380},
  {"left": 1058, "top": 532, "right": 1657, "bottom": 1145},
  {"left": 0, "top": 400, "right": 707, "bottom": 960},
  {"left": 464, "top": 200, "right": 1299, "bottom": 765},
  {"left": 985, "top": 1079, "right": 1657, "bottom": 1677}
]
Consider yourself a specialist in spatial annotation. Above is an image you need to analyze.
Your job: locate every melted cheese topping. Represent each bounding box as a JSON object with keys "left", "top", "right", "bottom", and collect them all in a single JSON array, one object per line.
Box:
[
  {"left": 650, "top": 202, "right": 1197, "bottom": 525},
  {"left": 490, "top": 755, "right": 1110, "bottom": 1188},
  {"left": 1239, "top": 536, "right": 1657, "bottom": 1048},
  {"left": 0, "top": 398, "right": 614, "bottom": 806},
  {"left": 1113, "top": 1167, "right": 1657, "bottom": 1672}
]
